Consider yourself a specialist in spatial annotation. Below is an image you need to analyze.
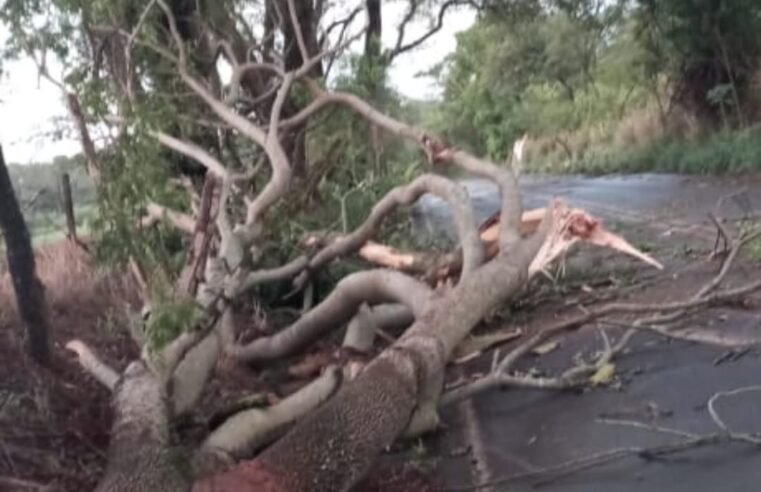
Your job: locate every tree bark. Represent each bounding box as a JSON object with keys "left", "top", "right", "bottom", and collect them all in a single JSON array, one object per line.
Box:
[
  {"left": 198, "top": 233, "right": 544, "bottom": 491},
  {"left": 0, "top": 146, "right": 50, "bottom": 365},
  {"left": 365, "top": 0, "right": 382, "bottom": 58},
  {"left": 93, "top": 361, "right": 191, "bottom": 492}
]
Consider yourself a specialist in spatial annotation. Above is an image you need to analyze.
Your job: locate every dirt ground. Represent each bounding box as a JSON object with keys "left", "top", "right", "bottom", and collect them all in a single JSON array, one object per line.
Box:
[{"left": 0, "top": 241, "right": 437, "bottom": 491}]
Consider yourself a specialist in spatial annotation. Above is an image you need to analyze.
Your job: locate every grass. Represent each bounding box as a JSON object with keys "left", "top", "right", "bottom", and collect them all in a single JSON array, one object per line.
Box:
[
  {"left": 528, "top": 127, "right": 761, "bottom": 175},
  {"left": 1, "top": 239, "right": 138, "bottom": 320},
  {"left": 25, "top": 203, "right": 97, "bottom": 246}
]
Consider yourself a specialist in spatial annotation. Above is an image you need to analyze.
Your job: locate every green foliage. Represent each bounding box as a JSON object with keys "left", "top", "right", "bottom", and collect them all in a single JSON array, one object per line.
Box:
[
  {"left": 429, "top": 3, "right": 630, "bottom": 160},
  {"left": 145, "top": 295, "right": 206, "bottom": 352},
  {"left": 427, "top": 0, "right": 761, "bottom": 174},
  {"left": 565, "top": 128, "right": 761, "bottom": 175},
  {"left": 90, "top": 95, "right": 193, "bottom": 275},
  {"left": 7, "top": 154, "right": 94, "bottom": 213}
]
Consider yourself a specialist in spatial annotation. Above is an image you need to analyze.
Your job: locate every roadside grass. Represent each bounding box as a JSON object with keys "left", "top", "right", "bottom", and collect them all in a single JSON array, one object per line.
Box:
[
  {"left": 25, "top": 203, "right": 97, "bottom": 246},
  {"left": 527, "top": 127, "right": 761, "bottom": 175}
]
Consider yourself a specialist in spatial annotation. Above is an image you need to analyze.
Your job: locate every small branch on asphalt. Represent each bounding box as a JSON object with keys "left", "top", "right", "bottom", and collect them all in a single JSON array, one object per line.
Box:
[
  {"left": 441, "top": 225, "right": 761, "bottom": 406},
  {"left": 444, "top": 385, "right": 761, "bottom": 491}
]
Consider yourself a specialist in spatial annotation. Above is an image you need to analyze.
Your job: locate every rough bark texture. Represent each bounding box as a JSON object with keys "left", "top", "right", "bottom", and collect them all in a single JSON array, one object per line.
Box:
[
  {"left": 95, "top": 361, "right": 190, "bottom": 492},
  {"left": 0, "top": 146, "right": 50, "bottom": 365},
  {"left": 225, "top": 355, "right": 419, "bottom": 492},
  {"left": 212, "top": 248, "right": 538, "bottom": 491},
  {"left": 223, "top": 270, "right": 432, "bottom": 363}
]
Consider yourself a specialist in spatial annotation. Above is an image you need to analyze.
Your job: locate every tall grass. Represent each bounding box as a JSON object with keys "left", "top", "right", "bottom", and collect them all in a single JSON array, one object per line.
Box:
[
  {"left": 569, "top": 128, "right": 761, "bottom": 175},
  {"left": 0, "top": 240, "right": 138, "bottom": 324}
]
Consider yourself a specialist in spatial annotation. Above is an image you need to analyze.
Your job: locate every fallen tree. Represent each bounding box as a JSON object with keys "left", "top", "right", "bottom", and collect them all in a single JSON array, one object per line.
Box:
[{"left": 13, "top": 1, "right": 755, "bottom": 491}]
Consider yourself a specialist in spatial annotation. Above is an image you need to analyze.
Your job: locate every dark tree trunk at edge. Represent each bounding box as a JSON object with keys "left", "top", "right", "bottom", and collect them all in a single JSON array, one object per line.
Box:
[{"left": 0, "top": 146, "right": 50, "bottom": 365}]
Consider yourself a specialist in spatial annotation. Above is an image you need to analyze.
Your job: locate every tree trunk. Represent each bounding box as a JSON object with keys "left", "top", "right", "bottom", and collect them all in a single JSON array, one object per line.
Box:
[
  {"left": 94, "top": 361, "right": 191, "bottom": 492},
  {"left": 365, "top": 0, "right": 382, "bottom": 58},
  {"left": 198, "top": 255, "right": 534, "bottom": 491},
  {"left": 0, "top": 146, "right": 50, "bottom": 365}
]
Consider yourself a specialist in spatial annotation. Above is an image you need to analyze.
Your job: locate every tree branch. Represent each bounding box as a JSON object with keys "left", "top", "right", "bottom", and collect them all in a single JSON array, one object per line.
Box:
[
  {"left": 201, "top": 366, "right": 342, "bottom": 459},
  {"left": 65, "top": 340, "right": 120, "bottom": 390},
  {"left": 154, "top": 131, "right": 229, "bottom": 179},
  {"left": 236, "top": 255, "right": 310, "bottom": 295},
  {"left": 222, "top": 270, "right": 433, "bottom": 363},
  {"left": 298, "top": 174, "right": 483, "bottom": 287},
  {"left": 141, "top": 201, "right": 196, "bottom": 234},
  {"left": 386, "top": 0, "right": 469, "bottom": 61}
]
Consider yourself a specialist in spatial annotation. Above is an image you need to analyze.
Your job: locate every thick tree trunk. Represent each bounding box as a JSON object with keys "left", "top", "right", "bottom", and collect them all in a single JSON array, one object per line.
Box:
[
  {"left": 94, "top": 361, "right": 190, "bottom": 492},
  {"left": 198, "top": 252, "right": 535, "bottom": 491},
  {"left": 0, "top": 146, "right": 50, "bottom": 365}
]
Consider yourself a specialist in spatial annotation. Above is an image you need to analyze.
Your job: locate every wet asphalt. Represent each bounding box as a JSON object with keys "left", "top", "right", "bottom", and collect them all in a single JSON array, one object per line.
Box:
[{"left": 414, "top": 174, "right": 761, "bottom": 491}]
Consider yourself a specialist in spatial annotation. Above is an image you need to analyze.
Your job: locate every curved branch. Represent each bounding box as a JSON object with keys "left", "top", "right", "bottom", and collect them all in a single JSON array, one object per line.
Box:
[
  {"left": 141, "top": 201, "right": 196, "bottom": 234},
  {"left": 201, "top": 366, "right": 341, "bottom": 459},
  {"left": 154, "top": 131, "right": 228, "bottom": 179},
  {"left": 222, "top": 270, "right": 433, "bottom": 363},
  {"left": 235, "top": 255, "right": 310, "bottom": 296},
  {"left": 66, "top": 340, "right": 120, "bottom": 390},
  {"left": 343, "top": 303, "right": 414, "bottom": 351},
  {"left": 440, "top": 150, "right": 522, "bottom": 251},
  {"left": 386, "top": 0, "right": 469, "bottom": 61},
  {"left": 301, "top": 174, "right": 483, "bottom": 284},
  {"left": 280, "top": 85, "right": 425, "bottom": 142}
]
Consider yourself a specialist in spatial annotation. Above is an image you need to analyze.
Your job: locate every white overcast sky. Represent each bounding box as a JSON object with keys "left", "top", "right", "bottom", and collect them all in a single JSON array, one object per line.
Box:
[{"left": 0, "top": 3, "right": 475, "bottom": 164}]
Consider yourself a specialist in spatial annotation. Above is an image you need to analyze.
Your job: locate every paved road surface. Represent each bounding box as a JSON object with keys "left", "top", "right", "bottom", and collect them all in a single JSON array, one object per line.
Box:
[
  {"left": 420, "top": 174, "right": 761, "bottom": 492},
  {"left": 414, "top": 174, "right": 761, "bottom": 241}
]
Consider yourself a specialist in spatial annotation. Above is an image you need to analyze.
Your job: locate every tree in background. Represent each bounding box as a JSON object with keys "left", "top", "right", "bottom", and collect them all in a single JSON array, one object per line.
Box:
[{"left": 636, "top": 0, "right": 761, "bottom": 126}]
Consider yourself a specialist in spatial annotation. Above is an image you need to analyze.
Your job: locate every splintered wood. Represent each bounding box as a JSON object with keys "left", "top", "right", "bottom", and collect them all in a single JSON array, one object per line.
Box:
[{"left": 352, "top": 200, "right": 662, "bottom": 284}]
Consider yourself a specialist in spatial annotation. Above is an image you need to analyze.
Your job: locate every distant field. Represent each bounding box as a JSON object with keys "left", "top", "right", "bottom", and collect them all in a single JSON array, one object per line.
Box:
[{"left": 25, "top": 203, "right": 97, "bottom": 246}]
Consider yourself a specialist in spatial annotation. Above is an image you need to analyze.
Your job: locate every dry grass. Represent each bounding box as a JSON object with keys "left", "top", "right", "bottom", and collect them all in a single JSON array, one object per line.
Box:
[
  {"left": 614, "top": 103, "right": 704, "bottom": 147},
  {"left": 0, "top": 240, "right": 141, "bottom": 490},
  {"left": 0, "top": 240, "right": 138, "bottom": 322},
  {"left": 518, "top": 102, "right": 712, "bottom": 173}
]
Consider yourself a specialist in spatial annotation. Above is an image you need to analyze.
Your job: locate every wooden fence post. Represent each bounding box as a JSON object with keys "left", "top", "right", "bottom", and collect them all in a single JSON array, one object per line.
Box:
[{"left": 60, "top": 172, "right": 77, "bottom": 240}]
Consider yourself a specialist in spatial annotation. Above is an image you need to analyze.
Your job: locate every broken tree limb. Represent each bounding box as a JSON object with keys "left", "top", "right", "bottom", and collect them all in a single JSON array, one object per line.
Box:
[
  {"left": 200, "top": 366, "right": 342, "bottom": 461},
  {"left": 296, "top": 173, "right": 483, "bottom": 288},
  {"left": 440, "top": 274, "right": 761, "bottom": 406},
  {"left": 65, "top": 340, "right": 120, "bottom": 390},
  {"left": 238, "top": 208, "right": 552, "bottom": 491},
  {"left": 354, "top": 203, "right": 662, "bottom": 284},
  {"left": 222, "top": 269, "right": 433, "bottom": 363},
  {"left": 141, "top": 201, "right": 196, "bottom": 234}
]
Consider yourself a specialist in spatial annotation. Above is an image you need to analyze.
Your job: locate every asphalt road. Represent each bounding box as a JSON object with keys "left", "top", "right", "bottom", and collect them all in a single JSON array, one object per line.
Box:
[
  {"left": 422, "top": 173, "right": 761, "bottom": 492},
  {"left": 413, "top": 173, "right": 761, "bottom": 241}
]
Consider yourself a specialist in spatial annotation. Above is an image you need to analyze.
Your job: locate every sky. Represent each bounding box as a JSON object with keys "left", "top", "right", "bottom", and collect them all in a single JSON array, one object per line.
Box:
[{"left": 0, "top": 3, "right": 475, "bottom": 164}]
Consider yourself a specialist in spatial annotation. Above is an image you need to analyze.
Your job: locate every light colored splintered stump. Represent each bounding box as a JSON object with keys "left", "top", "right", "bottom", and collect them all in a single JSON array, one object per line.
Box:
[{"left": 354, "top": 202, "right": 663, "bottom": 283}]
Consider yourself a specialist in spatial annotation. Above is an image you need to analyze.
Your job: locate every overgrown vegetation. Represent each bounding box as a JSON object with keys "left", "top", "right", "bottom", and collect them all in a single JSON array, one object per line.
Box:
[{"left": 428, "top": 0, "right": 761, "bottom": 174}]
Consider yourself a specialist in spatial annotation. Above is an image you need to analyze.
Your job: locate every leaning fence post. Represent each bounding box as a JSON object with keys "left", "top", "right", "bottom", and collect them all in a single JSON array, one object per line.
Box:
[{"left": 59, "top": 172, "right": 77, "bottom": 240}]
